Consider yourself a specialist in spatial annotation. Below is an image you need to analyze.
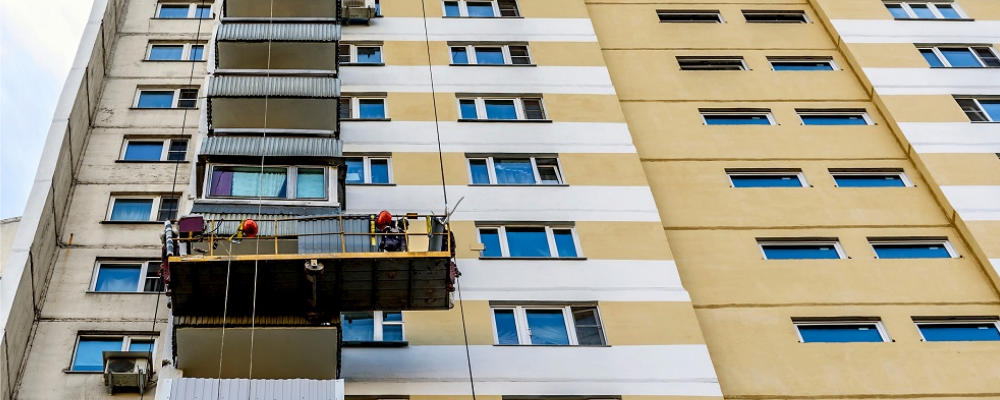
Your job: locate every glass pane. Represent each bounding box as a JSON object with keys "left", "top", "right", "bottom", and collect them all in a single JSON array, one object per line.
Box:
[
  {"left": 505, "top": 227, "right": 551, "bottom": 257},
  {"left": 383, "top": 312, "right": 403, "bottom": 322},
  {"left": 573, "top": 308, "right": 604, "bottom": 345},
  {"left": 357, "top": 47, "right": 382, "bottom": 63},
  {"left": 479, "top": 229, "right": 502, "bottom": 257},
  {"left": 920, "top": 49, "right": 945, "bottom": 67},
  {"left": 158, "top": 198, "right": 178, "bottom": 221},
  {"left": 885, "top": 4, "right": 910, "bottom": 18},
  {"left": 340, "top": 98, "right": 352, "bottom": 119},
  {"left": 772, "top": 62, "right": 834, "bottom": 71},
  {"left": 358, "top": 99, "right": 386, "bottom": 119},
  {"left": 537, "top": 166, "right": 560, "bottom": 184},
  {"left": 798, "top": 324, "right": 884, "bottom": 343},
  {"left": 703, "top": 114, "right": 771, "bottom": 125},
  {"left": 110, "top": 199, "right": 153, "bottom": 221},
  {"left": 553, "top": 230, "right": 577, "bottom": 257},
  {"left": 338, "top": 45, "right": 351, "bottom": 63},
  {"left": 498, "top": 0, "right": 519, "bottom": 17},
  {"left": 167, "top": 140, "right": 187, "bottom": 161},
  {"left": 73, "top": 338, "right": 123, "bottom": 371},
  {"left": 833, "top": 175, "right": 906, "bottom": 187},
  {"left": 444, "top": 1, "right": 460, "bottom": 16},
  {"left": 509, "top": 46, "right": 530, "bottom": 64},
  {"left": 936, "top": 4, "right": 961, "bottom": 18},
  {"left": 909, "top": 4, "right": 935, "bottom": 18},
  {"left": 974, "top": 48, "right": 1000, "bottom": 67},
  {"left": 493, "top": 159, "right": 535, "bottom": 184},
  {"left": 800, "top": 115, "right": 868, "bottom": 125},
  {"left": 467, "top": 2, "right": 495, "bottom": 17},
  {"left": 190, "top": 45, "right": 205, "bottom": 60},
  {"left": 128, "top": 340, "right": 154, "bottom": 353},
  {"left": 469, "top": 159, "right": 490, "bottom": 184},
  {"left": 762, "top": 245, "right": 841, "bottom": 260},
  {"left": 730, "top": 175, "right": 803, "bottom": 188},
  {"left": 493, "top": 310, "right": 519, "bottom": 344},
  {"left": 195, "top": 5, "right": 212, "bottom": 18},
  {"left": 95, "top": 265, "right": 142, "bottom": 292},
  {"left": 346, "top": 159, "right": 364, "bottom": 183},
  {"left": 383, "top": 325, "right": 404, "bottom": 341},
  {"left": 981, "top": 100, "right": 1000, "bottom": 120},
  {"left": 370, "top": 159, "right": 390, "bottom": 184},
  {"left": 124, "top": 142, "right": 163, "bottom": 161},
  {"left": 919, "top": 324, "right": 1000, "bottom": 341},
  {"left": 459, "top": 99, "right": 479, "bottom": 119},
  {"left": 451, "top": 47, "right": 469, "bottom": 64},
  {"left": 872, "top": 244, "right": 952, "bottom": 259},
  {"left": 342, "top": 312, "right": 375, "bottom": 341},
  {"left": 296, "top": 168, "right": 326, "bottom": 199},
  {"left": 137, "top": 91, "right": 175, "bottom": 108},
  {"left": 157, "top": 5, "right": 189, "bottom": 18},
  {"left": 149, "top": 45, "right": 184, "bottom": 60},
  {"left": 521, "top": 99, "right": 545, "bottom": 119},
  {"left": 484, "top": 100, "right": 517, "bottom": 120},
  {"left": 144, "top": 265, "right": 164, "bottom": 292},
  {"left": 940, "top": 48, "right": 982, "bottom": 67},
  {"left": 475, "top": 47, "right": 505, "bottom": 64},
  {"left": 209, "top": 167, "right": 287, "bottom": 198},
  {"left": 526, "top": 310, "right": 570, "bottom": 345}
]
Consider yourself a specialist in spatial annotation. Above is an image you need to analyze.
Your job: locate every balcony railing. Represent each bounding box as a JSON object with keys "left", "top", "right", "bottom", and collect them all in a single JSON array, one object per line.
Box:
[
  {"left": 215, "top": 22, "right": 340, "bottom": 71},
  {"left": 206, "top": 75, "right": 340, "bottom": 134}
]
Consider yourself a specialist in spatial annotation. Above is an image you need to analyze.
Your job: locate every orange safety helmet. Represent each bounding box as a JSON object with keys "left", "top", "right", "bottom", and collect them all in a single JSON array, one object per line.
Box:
[
  {"left": 375, "top": 210, "right": 392, "bottom": 230},
  {"left": 240, "top": 219, "right": 259, "bottom": 238}
]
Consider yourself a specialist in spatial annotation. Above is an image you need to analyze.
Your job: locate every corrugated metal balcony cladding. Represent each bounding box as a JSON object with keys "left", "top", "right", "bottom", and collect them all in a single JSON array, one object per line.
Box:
[
  {"left": 165, "top": 378, "right": 342, "bottom": 400},
  {"left": 208, "top": 76, "right": 340, "bottom": 98},
  {"left": 217, "top": 22, "right": 341, "bottom": 42},
  {"left": 174, "top": 315, "right": 315, "bottom": 327},
  {"left": 200, "top": 136, "right": 342, "bottom": 158}
]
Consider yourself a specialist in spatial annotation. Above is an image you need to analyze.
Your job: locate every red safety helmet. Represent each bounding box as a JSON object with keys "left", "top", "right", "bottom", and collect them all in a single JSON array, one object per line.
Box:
[
  {"left": 376, "top": 210, "right": 392, "bottom": 230},
  {"left": 240, "top": 219, "right": 258, "bottom": 238}
]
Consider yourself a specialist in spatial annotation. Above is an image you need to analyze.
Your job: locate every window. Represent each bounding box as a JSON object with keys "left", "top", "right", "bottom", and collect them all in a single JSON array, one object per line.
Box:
[
  {"left": 458, "top": 97, "right": 546, "bottom": 121},
  {"left": 468, "top": 156, "right": 563, "bottom": 185},
  {"left": 478, "top": 225, "right": 581, "bottom": 258},
  {"left": 796, "top": 109, "right": 872, "bottom": 125},
  {"left": 884, "top": 1, "right": 965, "bottom": 19},
  {"left": 121, "top": 138, "right": 188, "bottom": 161},
  {"left": 701, "top": 109, "right": 775, "bottom": 125},
  {"left": 339, "top": 44, "right": 383, "bottom": 64},
  {"left": 830, "top": 169, "right": 910, "bottom": 187},
  {"left": 657, "top": 10, "right": 723, "bottom": 23},
  {"left": 955, "top": 97, "right": 1000, "bottom": 122},
  {"left": 340, "top": 96, "right": 388, "bottom": 119},
  {"left": 677, "top": 56, "right": 747, "bottom": 71},
  {"left": 758, "top": 239, "right": 845, "bottom": 260},
  {"left": 869, "top": 238, "right": 957, "bottom": 259},
  {"left": 206, "top": 165, "right": 329, "bottom": 200},
  {"left": 134, "top": 88, "right": 198, "bottom": 109},
  {"left": 91, "top": 260, "right": 163, "bottom": 293},
  {"left": 107, "top": 195, "right": 180, "bottom": 222},
  {"left": 919, "top": 46, "right": 1000, "bottom": 68},
  {"left": 742, "top": 10, "right": 809, "bottom": 23},
  {"left": 156, "top": 3, "right": 212, "bottom": 19},
  {"left": 794, "top": 319, "right": 889, "bottom": 343},
  {"left": 71, "top": 335, "right": 155, "bottom": 372},
  {"left": 769, "top": 57, "right": 837, "bottom": 71},
  {"left": 492, "top": 305, "right": 605, "bottom": 345},
  {"left": 147, "top": 43, "right": 205, "bottom": 61},
  {"left": 451, "top": 44, "right": 531, "bottom": 65},
  {"left": 728, "top": 170, "right": 807, "bottom": 188},
  {"left": 345, "top": 157, "right": 392, "bottom": 184},
  {"left": 915, "top": 319, "right": 1000, "bottom": 341},
  {"left": 444, "top": 0, "right": 519, "bottom": 17},
  {"left": 342, "top": 311, "right": 404, "bottom": 342}
]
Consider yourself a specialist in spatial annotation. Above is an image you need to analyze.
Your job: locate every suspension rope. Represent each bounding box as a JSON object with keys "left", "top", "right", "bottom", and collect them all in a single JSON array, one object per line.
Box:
[{"left": 215, "top": 241, "right": 236, "bottom": 397}]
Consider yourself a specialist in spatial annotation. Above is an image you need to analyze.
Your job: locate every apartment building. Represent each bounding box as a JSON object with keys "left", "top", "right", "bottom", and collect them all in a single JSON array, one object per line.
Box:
[{"left": 2, "top": 0, "right": 998, "bottom": 399}]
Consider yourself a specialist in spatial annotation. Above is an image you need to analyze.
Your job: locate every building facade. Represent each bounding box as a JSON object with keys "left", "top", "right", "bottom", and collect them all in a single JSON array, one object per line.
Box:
[{"left": 1, "top": 0, "right": 998, "bottom": 399}]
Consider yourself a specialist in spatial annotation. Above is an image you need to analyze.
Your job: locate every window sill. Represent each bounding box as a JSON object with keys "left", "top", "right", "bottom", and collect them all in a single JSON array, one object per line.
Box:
[
  {"left": 442, "top": 16, "right": 524, "bottom": 19},
  {"left": 64, "top": 370, "right": 104, "bottom": 374},
  {"left": 449, "top": 63, "right": 537, "bottom": 67},
  {"left": 150, "top": 17, "right": 214, "bottom": 20},
  {"left": 340, "top": 62, "right": 385, "bottom": 67},
  {"left": 341, "top": 118, "right": 392, "bottom": 122},
  {"left": 341, "top": 340, "right": 408, "bottom": 347},
  {"left": 469, "top": 184, "right": 568, "bottom": 187},
  {"left": 100, "top": 221, "right": 164, "bottom": 225},
  {"left": 86, "top": 291, "right": 161, "bottom": 295},
  {"left": 346, "top": 183, "right": 396, "bottom": 186},
  {"left": 129, "top": 107, "right": 199, "bottom": 110},
  {"left": 893, "top": 17, "right": 974, "bottom": 22},
  {"left": 115, "top": 160, "right": 189, "bottom": 164},
  {"left": 929, "top": 66, "right": 1000, "bottom": 69},
  {"left": 492, "top": 344, "right": 610, "bottom": 347},
  {"left": 457, "top": 118, "right": 553, "bottom": 123},
  {"left": 142, "top": 60, "right": 206, "bottom": 63},
  {"left": 479, "top": 257, "right": 587, "bottom": 261},
  {"left": 971, "top": 121, "right": 1000, "bottom": 124}
]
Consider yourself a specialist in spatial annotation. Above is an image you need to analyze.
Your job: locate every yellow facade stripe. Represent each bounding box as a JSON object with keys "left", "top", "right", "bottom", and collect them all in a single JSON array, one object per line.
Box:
[
  {"left": 450, "top": 221, "right": 674, "bottom": 261},
  {"left": 810, "top": 0, "right": 894, "bottom": 20},
  {"left": 965, "top": 220, "right": 1000, "bottom": 258},
  {"left": 844, "top": 43, "right": 929, "bottom": 68},
  {"left": 379, "top": 0, "right": 591, "bottom": 18},
  {"left": 386, "top": 92, "right": 459, "bottom": 121},
  {"left": 390, "top": 153, "right": 651, "bottom": 187},
  {"left": 960, "top": 0, "right": 1000, "bottom": 20},
  {"left": 876, "top": 95, "right": 970, "bottom": 123},
  {"left": 381, "top": 41, "right": 608, "bottom": 67},
  {"left": 918, "top": 153, "right": 1000, "bottom": 186}
]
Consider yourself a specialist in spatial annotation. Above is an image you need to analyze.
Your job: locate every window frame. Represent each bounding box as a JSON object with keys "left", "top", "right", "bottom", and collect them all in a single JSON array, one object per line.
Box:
[
  {"left": 793, "top": 319, "right": 890, "bottom": 343},
  {"left": 677, "top": 56, "right": 747, "bottom": 71},
  {"left": 155, "top": 3, "right": 213, "bottom": 19},
  {"left": 145, "top": 42, "right": 206, "bottom": 61},
  {"left": 757, "top": 239, "right": 847, "bottom": 260},
  {"left": 727, "top": 170, "right": 808, "bottom": 188},
  {"left": 133, "top": 88, "right": 199, "bottom": 109},
  {"left": 89, "top": 260, "right": 163, "bottom": 293},
  {"left": 883, "top": 1, "right": 967, "bottom": 19},
  {"left": 340, "top": 44, "right": 384, "bottom": 64},
  {"left": 345, "top": 156, "right": 394, "bottom": 184},
  {"left": 796, "top": 109, "right": 874, "bottom": 125},
  {"left": 830, "top": 169, "right": 912, "bottom": 188},
  {"left": 457, "top": 96, "right": 547, "bottom": 121},
  {"left": 341, "top": 96, "right": 389, "bottom": 120},
  {"left": 450, "top": 44, "right": 532, "bottom": 65},
  {"left": 657, "top": 10, "right": 724, "bottom": 23},
  {"left": 443, "top": 0, "right": 519, "bottom": 18},
  {"left": 106, "top": 194, "right": 180, "bottom": 222},
  {"left": 70, "top": 335, "right": 157, "bottom": 372},
  {"left": 913, "top": 319, "right": 1000, "bottom": 341},
  {"left": 467, "top": 156, "right": 564, "bottom": 185},
  {"left": 700, "top": 109, "right": 776, "bottom": 125},
  {"left": 341, "top": 311, "right": 405, "bottom": 342},
  {"left": 918, "top": 45, "right": 1000, "bottom": 68},
  {"left": 477, "top": 225, "right": 583, "bottom": 259},
  {"left": 768, "top": 57, "right": 839, "bottom": 71},
  {"left": 742, "top": 10, "right": 810, "bottom": 23},
  {"left": 202, "top": 164, "right": 333, "bottom": 202},
  {"left": 868, "top": 238, "right": 958, "bottom": 259},
  {"left": 120, "top": 138, "right": 188, "bottom": 162},
  {"left": 490, "top": 305, "right": 606, "bottom": 346},
  {"left": 955, "top": 97, "right": 999, "bottom": 122}
]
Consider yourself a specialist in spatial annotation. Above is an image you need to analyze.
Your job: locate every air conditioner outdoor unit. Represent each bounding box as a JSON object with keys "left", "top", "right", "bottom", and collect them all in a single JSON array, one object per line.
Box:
[
  {"left": 102, "top": 351, "right": 151, "bottom": 395},
  {"left": 342, "top": 0, "right": 377, "bottom": 23}
]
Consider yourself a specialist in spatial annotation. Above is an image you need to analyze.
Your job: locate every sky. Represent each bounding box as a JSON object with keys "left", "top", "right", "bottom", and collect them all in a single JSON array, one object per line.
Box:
[{"left": 1, "top": 0, "right": 97, "bottom": 218}]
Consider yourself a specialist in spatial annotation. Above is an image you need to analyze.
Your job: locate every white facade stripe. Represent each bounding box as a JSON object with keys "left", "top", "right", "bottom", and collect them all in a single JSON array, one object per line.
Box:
[
  {"left": 341, "top": 18, "right": 598, "bottom": 42},
  {"left": 898, "top": 122, "right": 1000, "bottom": 154},
  {"left": 862, "top": 68, "right": 1000, "bottom": 96},
  {"left": 830, "top": 20, "right": 1000, "bottom": 43},
  {"left": 940, "top": 185, "right": 1000, "bottom": 221},
  {"left": 341, "top": 65, "right": 617, "bottom": 95}
]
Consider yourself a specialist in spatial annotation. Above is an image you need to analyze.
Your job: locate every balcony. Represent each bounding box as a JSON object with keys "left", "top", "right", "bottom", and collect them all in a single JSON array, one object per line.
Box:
[
  {"left": 207, "top": 75, "right": 340, "bottom": 135},
  {"left": 216, "top": 22, "right": 340, "bottom": 71},
  {"left": 198, "top": 136, "right": 343, "bottom": 162},
  {"left": 160, "top": 378, "right": 343, "bottom": 399},
  {"left": 163, "top": 214, "right": 456, "bottom": 321},
  {"left": 223, "top": 0, "right": 339, "bottom": 19}
]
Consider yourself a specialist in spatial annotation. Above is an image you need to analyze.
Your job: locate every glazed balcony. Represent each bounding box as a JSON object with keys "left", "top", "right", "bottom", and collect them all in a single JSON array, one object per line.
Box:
[
  {"left": 223, "top": 0, "right": 340, "bottom": 19},
  {"left": 215, "top": 22, "right": 340, "bottom": 72},
  {"left": 206, "top": 75, "right": 340, "bottom": 135}
]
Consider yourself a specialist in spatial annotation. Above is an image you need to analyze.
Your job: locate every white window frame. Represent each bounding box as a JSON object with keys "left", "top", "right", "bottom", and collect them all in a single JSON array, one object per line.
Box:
[
  {"left": 477, "top": 225, "right": 582, "bottom": 258},
  {"left": 868, "top": 238, "right": 959, "bottom": 259},
  {"left": 490, "top": 305, "right": 605, "bottom": 346},
  {"left": 467, "top": 156, "right": 564, "bottom": 185},
  {"left": 700, "top": 110, "right": 776, "bottom": 125},
  {"left": 340, "top": 44, "right": 384, "bottom": 64},
  {"left": 796, "top": 109, "right": 873, "bottom": 125},
  {"left": 919, "top": 46, "right": 999, "bottom": 68},
  {"left": 677, "top": 56, "right": 748, "bottom": 71},
  {"left": 450, "top": 44, "right": 531, "bottom": 65},
  {"left": 741, "top": 10, "right": 810, "bottom": 23},
  {"left": 657, "top": 10, "right": 724, "bottom": 23},
  {"left": 90, "top": 260, "right": 162, "bottom": 293},
  {"left": 830, "top": 170, "right": 912, "bottom": 187},
  {"left": 768, "top": 57, "right": 839, "bottom": 70},
  {"left": 726, "top": 170, "right": 808, "bottom": 187},
  {"left": 71, "top": 335, "right": 156, "bottom": 372},
  {"left": 342, "top": 311, "right": 405, "bottom": 342},
  {"left": 146, "top": 42, "right": 206, "bottom": 61},
  {"left": 106, "top": 194, "right": 179, "bottom": 222},
  {"left": 883, "top": 1, "right": 967, "bottom": 19},
  {"left": 443, "top": 0, "right": 512, "bottom": 18},
  {"left": 120, "top": 138, "right": 188, "bottom": 161},
  {"left": 202, "top": 164, "right": 334, "bottom": 202},
  {"left": 457, "top": 97, "right": 546, "bottom": 120},
  {"left": 155, "top": 3, "right": 213, "bottom": 19},
  {"left": 133, "top": 88, "right": 199, "bottom": 109},
  {"left": 341, "top": 96, "right": 388, "bottom": 119},
  {"left": 757, "top": 239, "right": 847, "bottom": 260},
  {"left": 913, "top": 319, "right": 1000, "bottom": 341},
  {"left": 956, "top": 97, "right": 998, "bottom": 122},
  {"left": 345, "top": 156, "right": 394, "bottom": 184},
  {"left": 793, "top": 320, "right": 890, "bottom": 343}
]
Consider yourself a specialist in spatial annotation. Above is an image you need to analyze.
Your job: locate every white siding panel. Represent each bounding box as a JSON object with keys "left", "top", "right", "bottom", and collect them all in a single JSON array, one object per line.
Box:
[
  {"left": 863, "top": 68, "right": 1000, "bottom": 95},
  {"left": 830, "top": 20, "right": 1000, "bottom": 43},
  {"left": 340, "top": 65, "right": 616, "bottom": 94},
  {"left": 898, "top": 122, "right": 1000, "bottom": 154},
  {"left": 341, "top": 17, "right": 598, "bottom": 42},
  {"left": 941, "top": 185, "right": 1000, "bottom": 220}
]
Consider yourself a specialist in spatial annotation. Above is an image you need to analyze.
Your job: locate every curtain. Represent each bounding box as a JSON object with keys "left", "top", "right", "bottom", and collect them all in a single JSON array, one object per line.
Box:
[
  {"left": 494, "top": 159, "right": 535, "bottom": 184},
  {"left": 110, "top": 199, "right": 153, "bottom": 221},
  {"left": 95, "top": 266, "right": 141, "bottom": 291},
  {"left": 296, "top": 169, "right": 325, "bottom": 198},
  {"left": 526, "top": 310, "right": 570, "bottom": 345}
]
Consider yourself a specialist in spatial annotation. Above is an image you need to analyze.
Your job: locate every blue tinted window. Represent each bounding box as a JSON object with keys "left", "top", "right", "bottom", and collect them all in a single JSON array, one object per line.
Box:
[
  {"left": 762, "top": 244, "right": 841, "bottom": 260},
  {"left": 345, "top": 159, "right": 364, "bottom": 183},
  {"left": 383, "top": 325, "right": 403, "bottom": 341},
  {"left": 910, "top": 4, "right": 935, "bottom": 18},
  {"left": 526, "top": 310, "right": 570, "bottom": 345},
  {"left": 370, "top": 160, "right": 390, "bottom": 184},
  {"left": 484, "top": 100, "right": 517, "bottom": 120},
  {"left": 506, "top": 227, "right": 551, "bottom": 257},
  {"left": 553, "top": 230, "right": 578, "bottom": 258},
  {"left": 730, "top": 174, "right": 803, "bottom": 188},
  {"left": 886, "top": 4, "right": 909, "bottom": 18},
  {"left": 704, "top": 114, "right": 771, "bottom": 125},
  {"left": 358, "top": 99, "right": 385, "bottom": 119},
  {"left": 798, "top": 324, "right": 884, "bottom": 343},
  {"left": 357, "top": 47, "right": 382, "bottom": 63},
  {"left": 919, "top": 323, "right": 1000, "bottom": 341},
  {"left": 494, "top": 310, "right": 519, "bottom": 344},
  {"left": 476, "top": 48, "right": 505, "bottom": 64},
  {"left": 493, "top": 159, "right": 535, "bottom": 184},
  {"left": 343, "top": 312, "right": 375, "bottom": 341},
  {"left": 800, "top": 115, "right": 868, "bottom": 125},
  {"left": 157, "top": 5, "right": 189, "bottom": 18},
  {"left": 148, "top": 45, "right": 184, "bottom": 60},
  {"left": 190, "top": 45, "right": 204, "bottom": 60},
  {"left": 459, "top": 100, "right": 478, "bottom": 119},
  {"left": 921, "top": 49, "right": 945, "bottom": 67},
  {"left": 451, "top": 48, "right": 469, "bottom": 64},
  {"left": 872, "top": 243, "right": 952, "bottom": 259},
  {"left": 833, "top": 174, "right": 906, "bottom": 187},
  {"left": 981, "top": 100, "right": 1000, "bottom": 120},
  {"left": 467, "top": 2, "right": 495, "bottom": 17},
  {"left": 95, "top": 265, "right": 142, "bottom": 291},
  {"left": 936, "top": 4, "right": 961, "bottom": 19},
  {"left": 940, "top": 48, "right": 982, "bottom": 67},
  {"left": 195, "top": 5, "right": 212, "bottom": 18},
  {"left": 444, "top": 1, "right": 460, "bottom": 16},
  {"left": 124, "top": 142, "right": 163, "bottom": 161},
  {"left": 469, "top": 159, "right": 490, "bottom": 184},
  {"left": 73, "top": 338, "right": 123, "bottom": 371},
  {"left": 110, "top": 199, "right": 153, "bottom": 221},
  {"left": 137, "top": 91, "right": 175, "bottom": 108},
  {"left": 772, "top": 62, "right": 834, "bottom": 71},
  {"left": 128, "top": 341, "right": 154, "bottom": 352},
  {"left": 479, "top": 229, "right": 502, "bottom": 257}
]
